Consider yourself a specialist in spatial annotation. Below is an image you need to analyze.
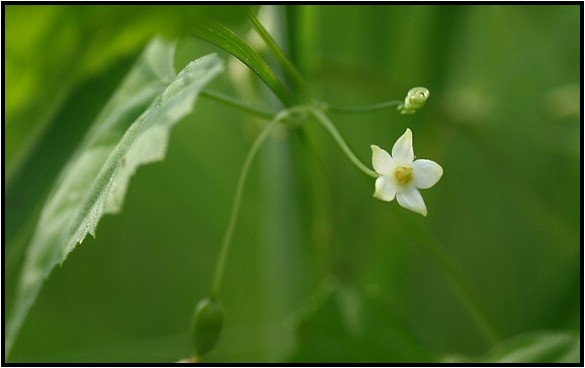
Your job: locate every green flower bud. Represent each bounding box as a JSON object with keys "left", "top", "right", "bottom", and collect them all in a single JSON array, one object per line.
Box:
[
  {"left": 191, "top": 297, "right": 223, "bottom": 356},
  {"left": 398, "top": 87, "right": 430, "bottom": 115}
]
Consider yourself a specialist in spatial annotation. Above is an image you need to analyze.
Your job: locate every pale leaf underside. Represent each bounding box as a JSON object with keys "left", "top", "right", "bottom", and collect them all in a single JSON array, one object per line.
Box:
[{"left": 6, "top": 38, "right": 224, "bottom": 354}]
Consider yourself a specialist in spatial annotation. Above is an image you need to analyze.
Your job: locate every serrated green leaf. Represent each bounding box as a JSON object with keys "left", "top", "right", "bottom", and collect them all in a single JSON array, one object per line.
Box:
[
  {"left": 5, "top": 37, "right": 224, "bottom": 355},
  {"left": 193, "top": 20, "right": 294, "bottom": 106}
]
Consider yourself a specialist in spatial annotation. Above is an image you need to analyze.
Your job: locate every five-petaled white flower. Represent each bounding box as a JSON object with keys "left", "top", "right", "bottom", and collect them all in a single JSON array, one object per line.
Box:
[{"left": 371, "top": 128, "right": 443, "bottom": 216}]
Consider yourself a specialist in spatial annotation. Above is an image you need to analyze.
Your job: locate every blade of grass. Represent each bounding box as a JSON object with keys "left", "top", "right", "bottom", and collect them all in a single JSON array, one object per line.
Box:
[
  {"left": 193, "top": 20, "right": 294, "bottom": 107},
  {"left": 247, "top": 11, "right": 306, "bottom": 98}
]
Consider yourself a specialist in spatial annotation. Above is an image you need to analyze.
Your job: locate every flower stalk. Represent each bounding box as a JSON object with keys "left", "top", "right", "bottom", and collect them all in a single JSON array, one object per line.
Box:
[
  {"left": 210, "top": 114, "right": 285, "bottom": 298},
  {"left": 308, "top": 107, "right": 378, "bottom": 178},
  {"left": 326, "top": 100, "right": 402, "bottom": 114}
]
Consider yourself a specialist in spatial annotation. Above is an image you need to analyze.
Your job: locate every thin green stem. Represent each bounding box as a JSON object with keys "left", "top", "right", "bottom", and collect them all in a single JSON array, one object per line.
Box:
[
  {"left": 285, "top": 5, "right": 320, "bottom": 85},
  {"left": 308, "top": 107, "right": 378, "bottom": 178},
  {"left": 210, "top": 113, "right": 285, "bottom": 298},
  {"left": 201, "top": 89, "right": 276, "bottom": 120},
  {"left": 326, "top": 100, "right": 402, "bottom": 114}
]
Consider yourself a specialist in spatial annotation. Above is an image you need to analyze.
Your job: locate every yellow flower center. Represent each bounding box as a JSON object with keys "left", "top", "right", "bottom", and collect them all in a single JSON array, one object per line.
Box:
[{"left": 394, "top": 165, "right": 413, "bottom": 185}]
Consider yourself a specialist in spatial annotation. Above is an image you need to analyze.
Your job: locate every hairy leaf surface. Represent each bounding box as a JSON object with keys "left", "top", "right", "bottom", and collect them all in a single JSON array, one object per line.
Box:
[{"left": 6, "top": 38, "right": 224, "bottom": 354}]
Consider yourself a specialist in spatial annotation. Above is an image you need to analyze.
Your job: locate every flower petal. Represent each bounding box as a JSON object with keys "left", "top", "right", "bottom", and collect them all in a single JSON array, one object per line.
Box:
[
  {"left": 392, "top": 128, "right": 414, "bottom": 163},
  {"left": 373, "top": 176, "right": 396, "bottom": 202},
  {"left": 396, "top": 187, "right": 427, "bottom": 216},
  {"left": 413, "top": 159, "right": 443, "bottom": 189},
  {"left": 371, "top": 145, "right": 394, "bottom": 175}
]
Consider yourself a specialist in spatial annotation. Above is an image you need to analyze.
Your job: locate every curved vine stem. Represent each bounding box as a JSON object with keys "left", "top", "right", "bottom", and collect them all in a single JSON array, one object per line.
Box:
[
  {"left": 325, "top": 100, "right": 402, "bottom": 114},
  {"left": 307, "top": 107, "right": 378, "bottom": 178},
  {"left": 210, "top": 112, "right": 287, "bottom": 298}
]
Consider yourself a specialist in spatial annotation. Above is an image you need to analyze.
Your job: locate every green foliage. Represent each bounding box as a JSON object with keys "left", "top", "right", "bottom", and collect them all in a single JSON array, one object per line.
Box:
[
  {"left": 247, "top": 11, "right": 306, "bottom": 95},
  {"left": 5, "top": 38, "right": 224, "bottom": 355},
  {"left": 193, "top": 20, "right": 294, "bottom": 106},
  {"left": 4, "top": 5, "right": 247, "bottom": 176},
  {"left": 4, "top": 4, "right": 580, "bottom": 363},
  {"left": 448, "top": 331, "right": 580, "bottom": 363},
  {"left": 4, "top": 5, "right": 251, "bottom": 315},
  {"left": 480, "top": 331, "right": 580, "bottom": 363}
]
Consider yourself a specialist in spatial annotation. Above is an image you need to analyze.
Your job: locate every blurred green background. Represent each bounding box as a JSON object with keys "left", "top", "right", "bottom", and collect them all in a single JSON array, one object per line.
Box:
[{"left": 4, "top": 4, "right": 581, "bottom": 363}]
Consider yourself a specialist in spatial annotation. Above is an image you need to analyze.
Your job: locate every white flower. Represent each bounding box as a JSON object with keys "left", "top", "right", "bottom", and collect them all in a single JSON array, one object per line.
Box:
[{"left": 371, "top": 128, "right": 443, "bottom": 216}]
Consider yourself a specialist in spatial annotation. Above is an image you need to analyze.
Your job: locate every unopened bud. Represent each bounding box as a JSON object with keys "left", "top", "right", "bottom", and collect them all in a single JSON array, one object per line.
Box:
[
  {"left": 191, "top": 297, "right": 223, "bottom": 356},
  {"left": 398, "top": 87, "right": 430, "bottom": 115}
]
